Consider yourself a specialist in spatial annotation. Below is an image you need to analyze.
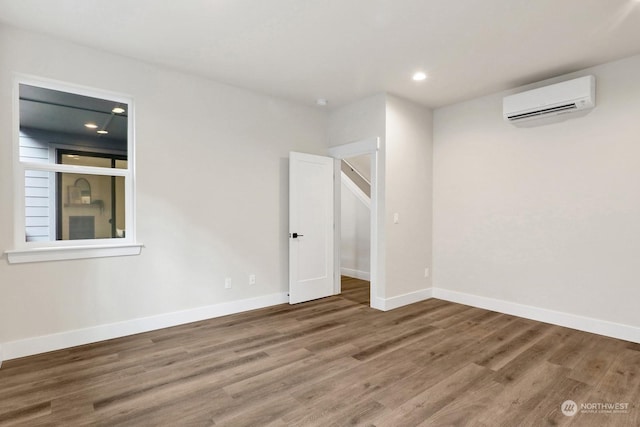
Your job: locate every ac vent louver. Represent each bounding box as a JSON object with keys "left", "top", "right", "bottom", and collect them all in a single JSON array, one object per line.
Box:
[{"left": 507, "top": 103, "right": 577, "bottom": 121}]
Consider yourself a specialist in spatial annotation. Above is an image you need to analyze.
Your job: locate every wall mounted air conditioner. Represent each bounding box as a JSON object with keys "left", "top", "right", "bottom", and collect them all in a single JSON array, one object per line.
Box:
[{"left": 503, "top": 75, "right": 595, "bottom": 123}]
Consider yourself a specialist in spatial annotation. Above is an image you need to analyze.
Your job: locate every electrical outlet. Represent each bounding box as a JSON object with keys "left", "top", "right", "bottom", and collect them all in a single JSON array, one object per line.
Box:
[
  {"left": 249, "top": 274, "right": 256, "bottom": 285},
  {"left": 225, "top": 277, "right": 232, "bottom": 289},
  {"left": 424, "top": 268, "right": 430, "bottom": 278}
]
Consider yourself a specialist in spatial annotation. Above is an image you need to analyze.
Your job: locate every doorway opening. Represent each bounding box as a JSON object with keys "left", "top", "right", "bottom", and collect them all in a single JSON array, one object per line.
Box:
[
  {"left": 339, "top": 154, "right": 371, "bottom": 306},
  {"left": 329, "top": 137, "right": 381, "bottom": 309}
]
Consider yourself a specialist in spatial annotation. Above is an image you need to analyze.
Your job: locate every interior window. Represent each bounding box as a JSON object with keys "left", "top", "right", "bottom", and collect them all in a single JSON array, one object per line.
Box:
[{"left": 19, "top": 83, "right": 132, "bottom": 243}]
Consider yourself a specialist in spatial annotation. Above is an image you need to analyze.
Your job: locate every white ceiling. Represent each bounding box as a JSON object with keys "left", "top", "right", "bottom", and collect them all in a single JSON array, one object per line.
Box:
[{"left": 2, "top": 0, "right": 640, "bottom": 109}]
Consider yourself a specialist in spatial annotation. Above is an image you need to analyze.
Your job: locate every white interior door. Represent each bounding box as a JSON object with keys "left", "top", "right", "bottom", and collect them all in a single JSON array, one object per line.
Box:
[{"left": 289, "top": 151, "right": 334, "bottom": 304}]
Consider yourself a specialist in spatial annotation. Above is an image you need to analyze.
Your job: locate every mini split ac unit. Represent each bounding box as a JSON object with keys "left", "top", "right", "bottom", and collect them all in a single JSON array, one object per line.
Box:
[{"left": 503, "top": 75, "right": 595, "bottom": 123}]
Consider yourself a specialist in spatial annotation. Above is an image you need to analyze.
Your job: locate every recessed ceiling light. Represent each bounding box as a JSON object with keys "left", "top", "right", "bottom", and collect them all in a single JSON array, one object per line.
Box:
[
  {"left": 84, "top": 123, "right": 98, "bottom": 129},
  {"left": 97, "top": 130, "right": 109, "bottom": 135},
  {"left": 112, "top": 107, "right": 125, "bottom": 114},
  {"left": 412, "top": 72, "right": 427, "bottom": 81},
  {"left": 316, "top": 98, "right": 328, "bottom": 106}
]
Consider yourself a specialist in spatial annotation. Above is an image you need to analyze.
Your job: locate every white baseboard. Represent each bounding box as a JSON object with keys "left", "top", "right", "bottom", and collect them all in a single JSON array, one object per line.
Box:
[
  {"left": 371, "top": 296, "right": 385, "bottom": 311},
  {"left": 1, "top": 292, "right": 288, "bottom": 362},
  {"left": 432, "top": 287, "right": 640, "bottom": 344},
  {"left": 5, "top": 286, "right": 636, "bottom": 363},
  {"left": 341, "top": 267, "right": 371, "bottom": 281},
  {"left": 378, "top": 288, "right": 433, "bottom": 311}
]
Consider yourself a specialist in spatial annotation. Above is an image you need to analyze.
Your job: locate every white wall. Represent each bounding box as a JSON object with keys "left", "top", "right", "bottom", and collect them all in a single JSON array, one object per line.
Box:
[
  {"left": 433, "top": 54, "right": 640, "bottom": 331},
  {"left": 340, "top": 175, "right": 370, "bottom": 280},
  {"left": 0, "top": 25, "right": 327, "bottom": 357},
  {"left": 327, "top": 94, "right": 386, "bottom": 149},
  {"left": 384, "top": 95, "right": 433, "bottom": 299}
]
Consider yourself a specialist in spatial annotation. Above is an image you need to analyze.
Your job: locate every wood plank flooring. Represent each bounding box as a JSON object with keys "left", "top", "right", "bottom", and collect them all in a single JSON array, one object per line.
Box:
[{"left": 1, "top": 277, "right": 638, "bottom": 426}]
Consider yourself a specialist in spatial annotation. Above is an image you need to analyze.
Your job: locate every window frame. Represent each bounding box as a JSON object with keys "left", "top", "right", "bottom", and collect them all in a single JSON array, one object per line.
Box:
[{"left": 6, "top": 75, "right": 142, "bottom": 264}]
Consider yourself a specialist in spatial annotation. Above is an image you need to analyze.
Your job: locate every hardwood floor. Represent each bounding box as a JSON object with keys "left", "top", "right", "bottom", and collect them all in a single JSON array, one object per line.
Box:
[
  {"left": 1, "top": 277, "right": 638, "bottom": 426},
  {"left": 339, "top": 276, "right": 370, "bottom": 306}
]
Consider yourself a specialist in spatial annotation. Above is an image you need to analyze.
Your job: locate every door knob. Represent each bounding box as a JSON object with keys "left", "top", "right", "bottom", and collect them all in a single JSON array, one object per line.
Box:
[{"left": 291, "top": 232, "right": 304, "bottom": 238}]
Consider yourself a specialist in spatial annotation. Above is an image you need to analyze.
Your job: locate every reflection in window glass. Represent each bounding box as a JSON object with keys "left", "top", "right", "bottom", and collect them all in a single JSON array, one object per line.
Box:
[
  {"left": 24, "top": 169, "right": 53, "bottom": 243},
  {"left": 25, "top": 170, "right": 127, "bottom": 241},
  {"left": 59, "top": 172, "right": 126, "bottom": 240},
  {"left": 19, "top": 83, "right": 130, "bottom": 243}
]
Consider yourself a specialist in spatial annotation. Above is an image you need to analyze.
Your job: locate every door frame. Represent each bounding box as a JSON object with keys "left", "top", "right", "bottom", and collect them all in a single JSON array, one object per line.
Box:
[{"left": 329, "top": 137, "right": 384, "bottom": 310}]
